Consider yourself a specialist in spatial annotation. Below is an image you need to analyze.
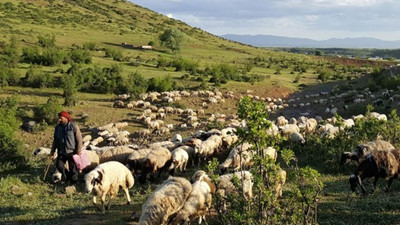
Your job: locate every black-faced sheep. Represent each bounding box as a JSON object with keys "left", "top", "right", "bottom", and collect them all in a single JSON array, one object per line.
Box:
[
  {"left": 349, "top": 149, "right": 400, "bottom": 194},
  {"left": 138, "top": 176, "right": 192, "bottom": 225},
  {"left": 84, "top": 161, "right": 134, "bottom": 213}
]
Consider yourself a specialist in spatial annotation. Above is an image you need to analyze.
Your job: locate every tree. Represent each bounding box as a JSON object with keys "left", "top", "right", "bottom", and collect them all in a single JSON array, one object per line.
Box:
[{"left": 158, "top": 28, "right": 184, "bottom": 52}]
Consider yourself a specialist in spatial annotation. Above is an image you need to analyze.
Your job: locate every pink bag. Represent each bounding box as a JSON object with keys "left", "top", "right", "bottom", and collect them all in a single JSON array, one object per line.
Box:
[{"left": 73, "top": 149, "right": 91, "bottom": 171}]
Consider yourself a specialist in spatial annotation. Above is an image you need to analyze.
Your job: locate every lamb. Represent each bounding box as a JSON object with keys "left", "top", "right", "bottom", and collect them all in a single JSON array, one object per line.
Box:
[
  {"left": 194, "top": 135, "right": 223, "bottom": 165},
  {"left": 174, "top": 171, "right": 216, "bottom": 225},
  {"left": 349, "top": 149, "right": 400, "bottom": 194},
  {"left": 279, "top": 124, "right": 300, "bottom": 137},
  {"left": 217, "top": 171, "right": 254, "bottom": 200},
  {"left": 290, "top": 132, "right": 306, "bottom": 144},
  {"left": 169, "top": 147, "right": 189, "bottom": 174},
  {"left": 341, "top": 140, "right": 395, "bottom": 166},
  {"left": 140, "top": 147, "right": 172, "bottom": 183},
  {"left": 138, "top": 176, "right": 192, "bottom": 225},
  {"left": 84, "top": 161, "right": 134, "bottom": 213},
  {"left": 220, "top": 144, "right": 277, "bottom": 173}
]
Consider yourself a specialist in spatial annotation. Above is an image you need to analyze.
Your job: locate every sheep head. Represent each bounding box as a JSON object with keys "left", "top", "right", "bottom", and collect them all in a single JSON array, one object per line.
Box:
[
  {"left": 85, "top": 169, "right": 104, "bottom": 194},
  {"left": 340, "top": 152, "right": 359, "bottom": 166}
]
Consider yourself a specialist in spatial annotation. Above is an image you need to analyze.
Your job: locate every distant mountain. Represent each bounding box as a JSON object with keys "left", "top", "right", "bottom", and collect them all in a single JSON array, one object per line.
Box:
[{"left": 220, "top": 34, "right": 400, "bottom": 49}]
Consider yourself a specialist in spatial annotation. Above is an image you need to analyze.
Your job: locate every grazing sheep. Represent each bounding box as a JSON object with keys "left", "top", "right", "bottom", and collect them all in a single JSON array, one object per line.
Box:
[
  {"left": 169, "top": 148, "right": 189, "bottom": 174},
  {"left": 279, "top": 124, "right": 300, "bottom": 137},
  {"left": 140, "top": 147, "right": 172, "bottom": 183},
  {"left": 349, "top": 149, "right": 400, "bottom": 194},
  {"left": 99, "top": 146, "right": 135, "bottom": 164},
  {"left": 275, "top": 116, "right": 288, "bottom": 126},
  {"left": 220, "top": 144, "right": 277, "bottom": 173},
  {"left": 341, "top": 140, "right": 395, "bottom": 166},
  {"left": 290, "top": 132, "right": 305, "bottom": 144},
  {"left": 217, "top": 171, "right": 254, "bottom": 200},
  {"left": 175, "top": 171, "right": 216, "bottom": 225},
  {"left": 113, "top": 100, "right": 125, "bottom": 108},
  {"left": 126, "top": 148, "right": 153, "bottom": 175},
  {"left": 138, "top": 176, "right": 192, "bottom": 225},
  {"left": 84, "top": 161, "right": 134, "bottom": 213}
]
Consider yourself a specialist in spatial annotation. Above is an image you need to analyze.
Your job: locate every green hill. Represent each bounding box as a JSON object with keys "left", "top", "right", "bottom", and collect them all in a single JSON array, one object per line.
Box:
[{"left": 1, "top": 0, "right": 393, "bottom": 96}]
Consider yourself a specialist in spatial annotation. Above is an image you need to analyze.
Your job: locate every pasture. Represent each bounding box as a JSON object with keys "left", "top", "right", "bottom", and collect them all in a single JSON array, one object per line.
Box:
[{"left": 3, "top": 77, "right": 400, "bottom": 225}]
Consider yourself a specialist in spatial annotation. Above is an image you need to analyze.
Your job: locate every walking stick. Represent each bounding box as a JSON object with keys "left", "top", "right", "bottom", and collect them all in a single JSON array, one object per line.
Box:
[{"left": 43, "top": 157, "right": 53, "bottom": 181}]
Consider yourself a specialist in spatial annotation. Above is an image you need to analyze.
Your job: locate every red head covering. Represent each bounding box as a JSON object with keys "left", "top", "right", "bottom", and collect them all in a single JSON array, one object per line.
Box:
[{"left": 58, "top": 111, "right": 72, "bottom": 122}]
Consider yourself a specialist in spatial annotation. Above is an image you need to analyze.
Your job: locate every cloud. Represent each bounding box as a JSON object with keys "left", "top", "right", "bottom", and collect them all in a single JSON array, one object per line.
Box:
[{"left": 131, "top": 0, "right": 400, "bottom": 40}]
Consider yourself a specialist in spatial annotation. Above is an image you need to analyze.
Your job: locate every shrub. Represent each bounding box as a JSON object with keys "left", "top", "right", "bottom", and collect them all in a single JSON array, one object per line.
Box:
[
  {"left": 22, "top": 65, "right": 53, "bottom": 88},
  {"left": 104, "top": 48, "right": 123, "bottom": 61},
  {"left": 125, "top": 72, "right": 148, "bottom": 97},
  {"left": 83, "top": 42, "right": 97, "bottom": 50},
  {"left": 147, "top": 75, "right": 174, "bottom": 92},
  {"left": 0, "top": 63, "right": 19, "bottom": 87},
  {"left": 69, "top": 48, "right": 92, "bottom": 64},
  {"left": 61, "top": 74, "right": 78, "bottom": 106},
  {"left": 37, "top": 34, "right": 56, "bottom": 48},
  {"left": 34, "top": 96, "right": 62, "bottom": 125},
  {"left": 2, "top": 36, "right": 20, "bottom": 67},
  {"left": 0, "top": 96, "right": 26, "bottom": 172}
]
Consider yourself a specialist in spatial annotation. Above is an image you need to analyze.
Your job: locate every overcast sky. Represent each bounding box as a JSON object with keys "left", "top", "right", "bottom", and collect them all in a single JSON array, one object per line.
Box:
[{"left": 131, "top": 0, "right": 400, "bottom": 41}]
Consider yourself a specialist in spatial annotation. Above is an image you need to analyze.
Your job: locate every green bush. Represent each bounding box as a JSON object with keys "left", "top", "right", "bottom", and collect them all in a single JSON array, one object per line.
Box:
[
  {"left": 21, "top": 46, "right": 66, "bottom": 66},
  {"left": 0, "top": 63, "right": 19, "bottom": 87},
  {"left": 34, "top": 96, "right": 62, "bottom": 125},
  {"left": 37, "top": 34, "right": 56, "bottom": 48},
  {"left": 125, "top": 72, "right": 148, "bottom": 97},
  {"left": 0, "top": 96, "right": 26, "bottom": 172},
  {"left": 22, "top": 65, "right": 53, "bottom": 88},
  {"left": 147, "top": 75, "right": 174, "bottom": 92},
  {"left": 83, "top": 42, "right": 97, "bottom": 50},
  {"left": 61, "top": 74, "right": 78, "bottom": 106},
  {"left": 69, "top": 48, "right": 92, "bottom": 64},
  {"left": 104, "top": 48, "right": 123, "bottom": 61}
]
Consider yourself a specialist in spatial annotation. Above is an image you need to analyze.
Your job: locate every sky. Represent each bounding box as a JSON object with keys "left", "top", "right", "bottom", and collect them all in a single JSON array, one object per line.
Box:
[{"left": 131, "top": 0, "right": 400, "bottom": 41}]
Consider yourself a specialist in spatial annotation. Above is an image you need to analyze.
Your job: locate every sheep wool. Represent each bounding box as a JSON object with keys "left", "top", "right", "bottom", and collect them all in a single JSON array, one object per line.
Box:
[{"left": 139, "top": 176, "right": 192, "bottom": 225}]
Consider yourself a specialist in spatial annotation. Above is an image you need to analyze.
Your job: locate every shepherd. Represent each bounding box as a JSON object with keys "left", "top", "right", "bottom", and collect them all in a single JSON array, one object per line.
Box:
[{"left": 50, "top": 111, "right": 83, "bottom": 184}]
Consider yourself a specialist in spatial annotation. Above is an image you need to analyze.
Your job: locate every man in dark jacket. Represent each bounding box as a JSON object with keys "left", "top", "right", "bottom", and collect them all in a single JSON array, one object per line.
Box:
[{"left": 50, "top": 111, "right": 83, "bottom": 184}]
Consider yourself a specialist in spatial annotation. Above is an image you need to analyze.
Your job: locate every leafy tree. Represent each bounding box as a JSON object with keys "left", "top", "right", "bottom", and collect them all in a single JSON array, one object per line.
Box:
[
  {"left": 0, "top": 95, "right": 26, "bottom": 172},
  {"left": 158, "top": 28, "right": 184, "bottom": 52},
  {"left": 126, "top": 72, "right": 148, "bottom": 97},
  {"left": 34, "top": 96, "right": 62, "bottom": 125},
  {"left": 61, "top": 74, "right": 78, "bottom": 106},
  {"left": 2, "top": 36, "right": 20, "bottom": 67}
]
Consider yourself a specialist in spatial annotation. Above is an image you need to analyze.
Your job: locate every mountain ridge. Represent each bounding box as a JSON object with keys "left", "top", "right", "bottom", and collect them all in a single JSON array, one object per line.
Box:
[{"left": 221, "top": 34, "right": 400, "bottom": 49}]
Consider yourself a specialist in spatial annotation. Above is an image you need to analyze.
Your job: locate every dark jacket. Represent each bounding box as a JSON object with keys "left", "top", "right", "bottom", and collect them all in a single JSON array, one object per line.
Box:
[{"left": 51, "top": 122, "right": 82, "bottom": 156}]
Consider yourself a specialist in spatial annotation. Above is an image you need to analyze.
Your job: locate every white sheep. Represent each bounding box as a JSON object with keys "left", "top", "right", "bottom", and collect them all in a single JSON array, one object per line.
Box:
[
  {"left": 175, "top": 171, "right": 216, "bottom": 225},
  {"left": 138, "top": 176, "right": 192, "bottom": 225},
  {"left": 98, "top": 146, "right": 135, "bottom": 164},
  {"left": 169, "top": 148, "right": 189, "bottom": 174},
  {"left": 290, "top": 132, "right": 306, "bottom": 144},
  {"left": 84, "top": 161, "right": 134, "bottom": 213}
]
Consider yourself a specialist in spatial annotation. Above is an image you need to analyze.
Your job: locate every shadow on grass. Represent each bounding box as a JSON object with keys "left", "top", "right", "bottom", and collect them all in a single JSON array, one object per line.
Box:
[{"left": 318, "top": 175, "right": 400, "bottom": 225}]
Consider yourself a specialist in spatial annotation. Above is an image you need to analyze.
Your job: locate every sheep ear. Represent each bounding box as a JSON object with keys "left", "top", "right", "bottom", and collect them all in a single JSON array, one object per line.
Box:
[{"left": 96, "top": 170, "right": 104, "bottom": 185}]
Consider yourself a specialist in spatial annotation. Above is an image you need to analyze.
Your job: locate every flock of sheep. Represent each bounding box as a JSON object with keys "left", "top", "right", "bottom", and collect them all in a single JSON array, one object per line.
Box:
[{"left": 31, "top": 86, "right": 400, "bottom": 224}]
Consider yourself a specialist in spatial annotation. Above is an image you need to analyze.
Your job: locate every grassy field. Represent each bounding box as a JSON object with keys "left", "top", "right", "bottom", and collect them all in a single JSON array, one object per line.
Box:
[{"left": 2, "top": 82, "right": 400, "bottom": 225}]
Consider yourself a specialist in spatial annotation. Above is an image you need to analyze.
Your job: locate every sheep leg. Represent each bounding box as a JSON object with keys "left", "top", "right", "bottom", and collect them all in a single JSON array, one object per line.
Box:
[
  {"left": 106, "top": 196, "right": 113, "bottom": 211},
  {"left": 358, "top": 176, "right": 367, "bottom": 194},
  {"left": 100, "top": 193, "right": 107, "bottom": 213},
  {"left": 385, "top": 176, "right": 395, "bottom": 192},
  {"left": 123, "top": 188, "right": 131, "bottom": 205}
]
